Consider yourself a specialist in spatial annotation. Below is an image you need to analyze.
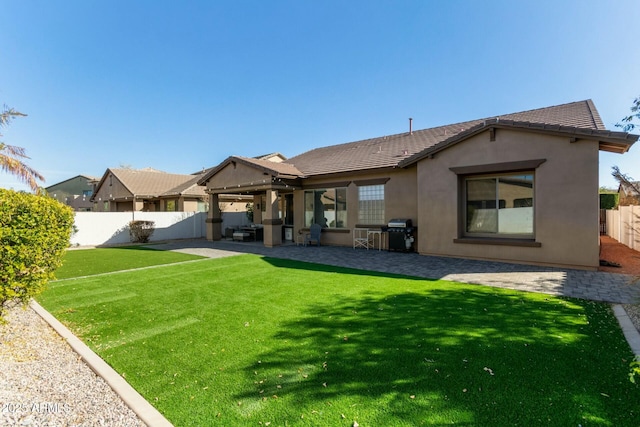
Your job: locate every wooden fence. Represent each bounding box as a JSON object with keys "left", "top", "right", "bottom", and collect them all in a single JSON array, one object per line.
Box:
[{"left": 605, "top": 206, "right": 640, "bottom": 251}]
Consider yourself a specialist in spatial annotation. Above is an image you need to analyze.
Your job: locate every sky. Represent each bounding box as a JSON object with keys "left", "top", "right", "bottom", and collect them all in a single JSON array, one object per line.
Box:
[{"left": 1, "top": 0, "right": 639, "bottom": 192}]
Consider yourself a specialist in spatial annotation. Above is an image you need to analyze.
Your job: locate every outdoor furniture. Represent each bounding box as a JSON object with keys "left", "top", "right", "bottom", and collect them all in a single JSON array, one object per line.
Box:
[
  {"left": 367, "top": 229, "right": 385, "bottom": 250},
  {"left": 225, "top": 227, "right": 236, "bottom": 239},
  {"left": 353, "top": 228, "right": 370, "bottom": 249},
  {"left": 296, "top": 230, "right": 305, "bottom": 246},
  {"left": 240, "top": 226, "right": 263, "bottom": 241},
  {"left": 233, "top": 231, "right": 251, "bottom": 242},
  {"left": 304, "top": 224, "right": 322, "bottom": 246}
]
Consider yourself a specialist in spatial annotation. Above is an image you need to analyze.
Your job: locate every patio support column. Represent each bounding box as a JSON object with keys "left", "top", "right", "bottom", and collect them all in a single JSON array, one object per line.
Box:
[
  {"left": 263, "top": 189, "right": 282, "bottom": 247},
  {"left": 206, "top": 193, "right": 223, "bottom": 241}
]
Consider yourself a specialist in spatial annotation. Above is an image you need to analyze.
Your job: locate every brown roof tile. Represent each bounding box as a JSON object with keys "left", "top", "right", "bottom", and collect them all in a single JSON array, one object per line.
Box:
[
  {"left": 102, "top": 168, "right": 204, "bottom": 198},
  {"left": 284, "top": 100, "right": 631, "bottom": 176},
  {"left": 162, "top": 173, "right": 207, "bottom": 197}
]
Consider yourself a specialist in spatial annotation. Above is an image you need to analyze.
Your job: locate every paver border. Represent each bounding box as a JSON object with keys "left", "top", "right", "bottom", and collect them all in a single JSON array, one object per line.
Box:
[
  {"left": 612, "top": 304, "right": 640, "bottom": 357},
  {"left": 30, "top": 300, "right": 173, "bottom": 427}
]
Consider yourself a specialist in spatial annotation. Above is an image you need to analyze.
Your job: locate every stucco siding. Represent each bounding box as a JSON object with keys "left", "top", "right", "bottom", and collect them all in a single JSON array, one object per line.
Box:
[
  {"left": 290, "top": 169, "right": 418, "bottom": 248},
  {"left": 93, "top": 176, "right": 132, "bottom": 211},
  {"left": 206, "top": 162, "right": 272, "bottom": 190},
  {"left": 418, "top": 128, "right": 600, "bottom": 269}
]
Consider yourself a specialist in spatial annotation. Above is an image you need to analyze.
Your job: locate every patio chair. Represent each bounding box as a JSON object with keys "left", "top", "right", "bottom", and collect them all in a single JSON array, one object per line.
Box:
[
  {"left": 304, "top": 224, "right": 322, "bottom": 246},
  {"left": 353, "top": 227, "right": 370, "bottom": 249}
]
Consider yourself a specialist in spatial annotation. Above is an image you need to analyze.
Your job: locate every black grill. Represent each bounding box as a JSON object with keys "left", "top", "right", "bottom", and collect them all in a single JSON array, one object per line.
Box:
[{"left": 386, "top": 218, "right": 415, "bottom": 252}]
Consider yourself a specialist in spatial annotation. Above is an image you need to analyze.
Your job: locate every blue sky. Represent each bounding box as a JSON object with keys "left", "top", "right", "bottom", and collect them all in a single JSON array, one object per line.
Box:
[{"left": 1, "top": 0, "right": 639, "bottom": 191}]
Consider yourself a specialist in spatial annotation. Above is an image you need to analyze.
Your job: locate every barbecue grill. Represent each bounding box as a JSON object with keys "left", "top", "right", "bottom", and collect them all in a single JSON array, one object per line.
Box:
[{"left": 386, "top": 218, "right": 415, "bottom": 252}]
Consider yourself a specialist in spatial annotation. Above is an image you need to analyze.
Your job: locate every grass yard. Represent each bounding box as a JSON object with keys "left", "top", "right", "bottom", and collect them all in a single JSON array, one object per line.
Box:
[
  {"left": 55, "top": 246, "right": 205, "bottom": 279},
  {"left": 39, "top": 253, "right": 640, "bottom": 426}
]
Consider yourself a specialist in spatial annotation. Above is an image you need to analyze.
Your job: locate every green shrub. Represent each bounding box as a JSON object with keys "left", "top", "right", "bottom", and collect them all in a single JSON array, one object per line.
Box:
[
  {"left": 129, "top": 220, "right": 155, "bottom": 243},
  {"left": 0, "top": 189, "right": 74, "bottom": 320},
  {"left": 599, "top": 193, "right": 619, "bottom": 210}
]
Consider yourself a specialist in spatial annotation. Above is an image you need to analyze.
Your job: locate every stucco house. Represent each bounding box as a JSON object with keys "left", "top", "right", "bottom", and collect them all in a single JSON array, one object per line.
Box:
[
  {"left": 46, "top": 174, "right": 98, "bottom": 211},
  {"left": 92, "top": 167, "right": 209, "bottom": 212},
  {"left": 198, "top": 100, "right": 637, "bottom": 270}
]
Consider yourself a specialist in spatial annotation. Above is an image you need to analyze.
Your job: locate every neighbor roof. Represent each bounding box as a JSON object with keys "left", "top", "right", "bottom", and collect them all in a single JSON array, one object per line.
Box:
[
  {"left": 283, "top": 100, "right": 636, "bottom": 177},
  {"left": 619, "top": 181, "right": 640, "bottom": 197},
  {"left": 45, "top": 174, "right": 99, "bottom": 190},
  {"left": 93, "top": 168, "right": 206, "bottom": 200}
]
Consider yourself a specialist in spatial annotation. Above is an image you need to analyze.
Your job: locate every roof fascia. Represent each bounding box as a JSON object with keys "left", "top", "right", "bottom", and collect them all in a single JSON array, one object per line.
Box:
[
  {"left": 205, "top": 181, "right": 297, "bottom": 195},
  {"left": 90, "top": 168, "right": 137, "bottom": 202},
  {"left": 197, "top": 156, "right": 235, "bottom": 185},
  {"left": 198, "top": 156, "right": 302, "bottom": 186},
  {"left": 108, "top": 169, "right": 136, "bottom": 196},
  {"left": 90, "top": 169, "right": 112, "bottom": 202},
  {"left": 399, "top": 121, "right": 638, "bottom": 167}
]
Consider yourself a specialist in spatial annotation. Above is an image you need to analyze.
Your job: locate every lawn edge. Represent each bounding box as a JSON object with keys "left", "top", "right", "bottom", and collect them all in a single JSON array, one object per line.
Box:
[
  {"left": 29, "top": 300, "right": 174, "bottom": 427},
  {"left": 612, "top": 304, "right": 640, "bottom": 357}
]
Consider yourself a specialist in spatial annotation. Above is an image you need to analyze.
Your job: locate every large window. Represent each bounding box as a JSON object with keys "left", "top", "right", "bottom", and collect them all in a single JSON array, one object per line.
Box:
[
  {"left": 304, "top": 188, "right": 347, "bottom": 228},
  {"left": 465, "top": 173, "right": 534, "bottom": 238},
  {"left": 358, "top": 185, "right": 385, "bottom": 224}
]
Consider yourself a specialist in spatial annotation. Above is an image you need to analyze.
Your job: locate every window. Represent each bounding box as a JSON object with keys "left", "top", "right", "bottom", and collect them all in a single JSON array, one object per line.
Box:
[
  {"left": 197, "top": 200, "right": 208, "bottom": 213},
  {"left": 358, "top": 185, "right": 385, "bottom": 224},
  {"left": 166, "top": 200, "right": 177, "bottom": 211},
  {"left": 465, "top": 173, "right": 534, "bottom": 238},
  {"left": 304, "top": 188, "right": 347, "bottom": 228}
]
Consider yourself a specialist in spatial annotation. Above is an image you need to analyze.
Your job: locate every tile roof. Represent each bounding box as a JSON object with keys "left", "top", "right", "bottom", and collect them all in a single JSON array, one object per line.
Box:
[
  {"left": 96, "top": 168, "right": 206, "bottom": 199},
  {"left": 619, "top": 181, "right": 640, "bottom": 197},
  {"left": 45, "top": 174, "right": 99, "bottom": 190},
  {"left": 283, "top": 100, "right": 635, "bottom": 176},
  {"left": 162, "top": 173, "right": 207, "bottom": 197}
]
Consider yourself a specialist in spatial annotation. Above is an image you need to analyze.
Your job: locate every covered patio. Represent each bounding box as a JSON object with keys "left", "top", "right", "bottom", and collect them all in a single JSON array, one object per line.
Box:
[{"left": 198, "top": 156, "right": 302, "bottom": 247}]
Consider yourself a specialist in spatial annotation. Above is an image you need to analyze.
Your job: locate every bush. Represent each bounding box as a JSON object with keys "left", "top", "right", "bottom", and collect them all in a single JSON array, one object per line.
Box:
[
  {"left": 0, "top": 189, "right": 74, "bottom": 321},
  {"left": 129, "top": 220, "right": 155, "bottom": 243},
  {"left": 599, "top": 193, "right": 619, "bottom": 210}
]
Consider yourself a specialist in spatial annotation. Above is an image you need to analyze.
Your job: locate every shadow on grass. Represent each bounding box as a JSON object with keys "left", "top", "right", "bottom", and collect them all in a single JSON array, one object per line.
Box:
[
  {"left": 263, "top": 256, "right": 430, "bottom": 281},
  {"left": 234, "top": 284, "right": 637, "bottom": 425}
]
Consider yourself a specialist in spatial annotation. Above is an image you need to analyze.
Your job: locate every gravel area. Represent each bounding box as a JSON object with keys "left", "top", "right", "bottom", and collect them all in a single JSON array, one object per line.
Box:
[
  {"left": 0, "top": 303, "right": 146, "bottom": 427},
  {"left": 624, "top": 302, "right": 640, "bottom": 334}
]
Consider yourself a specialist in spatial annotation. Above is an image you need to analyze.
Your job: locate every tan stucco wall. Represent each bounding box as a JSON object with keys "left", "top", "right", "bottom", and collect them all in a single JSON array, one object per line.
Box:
[
  {"left": 418, "top": 129, "right": 600, "bottom": 269},
  {"left": 92, "top": 176, "right": 133, "bottom": 211},
  {"left": 207, "top": 162, "right": 273, "bottom": 190},
  {"left": 292, "top": 168, "right": 418, "bottom": 248}
]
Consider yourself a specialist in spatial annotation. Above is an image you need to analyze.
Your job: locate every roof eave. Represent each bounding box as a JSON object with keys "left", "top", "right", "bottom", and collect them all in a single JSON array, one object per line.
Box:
[{"left": 399, "top": 122, "right": 639, "bottom": 167}]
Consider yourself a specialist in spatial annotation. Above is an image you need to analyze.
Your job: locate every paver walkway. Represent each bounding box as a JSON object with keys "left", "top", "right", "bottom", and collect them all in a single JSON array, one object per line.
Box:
[{"left": 152, "top": 239, "right": 640, "bottom": 304}]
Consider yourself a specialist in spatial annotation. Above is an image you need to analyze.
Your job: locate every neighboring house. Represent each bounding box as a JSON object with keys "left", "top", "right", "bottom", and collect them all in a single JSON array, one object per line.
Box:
[
  {"left": 91, "top": 168, "right": 209, "bottom": 212},
  {"left": 199, "top": 100, "right": 638, "bottom": 270},
  {"left": 46, "top": 174, "right": 99, "bottom": 211},
  {"left": 255, "top": 152, "right": 287, "bottom": 163},
  {"left": 618, "top": 181, "right": 640, "bottom": 206}
]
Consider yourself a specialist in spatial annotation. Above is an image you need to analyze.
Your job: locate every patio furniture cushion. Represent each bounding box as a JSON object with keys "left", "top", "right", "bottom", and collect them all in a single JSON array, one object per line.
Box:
[{"left": 233, "top": 232, "right": 251, "bottom": 242}]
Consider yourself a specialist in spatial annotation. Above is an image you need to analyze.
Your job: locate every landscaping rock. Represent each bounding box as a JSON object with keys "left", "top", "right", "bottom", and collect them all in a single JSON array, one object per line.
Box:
[{"left": 0, "top": 304, "right": 145, "bottom": 427}]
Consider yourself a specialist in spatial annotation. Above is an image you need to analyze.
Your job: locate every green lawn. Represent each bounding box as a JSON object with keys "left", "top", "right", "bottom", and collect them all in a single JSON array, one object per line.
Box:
[
  {"left": 40, "top": 253, "right": 640, "bottom": 426},
  {"left": 55, "top": 246, "right": 205, "bottom": 279}
]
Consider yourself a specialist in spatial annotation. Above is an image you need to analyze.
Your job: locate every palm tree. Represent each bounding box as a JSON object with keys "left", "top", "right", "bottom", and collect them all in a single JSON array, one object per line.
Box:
[{"left": 0, "top": 105, "right": 44, "bottom": 192}]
